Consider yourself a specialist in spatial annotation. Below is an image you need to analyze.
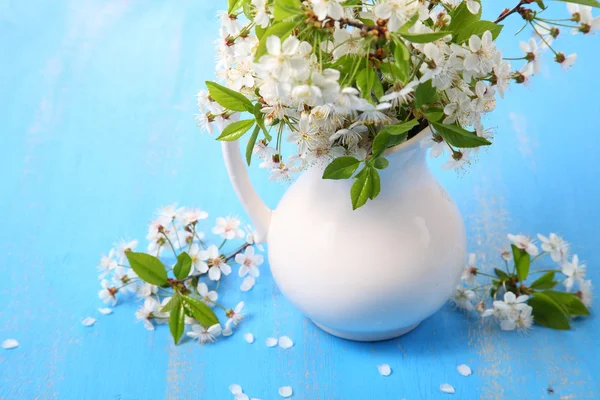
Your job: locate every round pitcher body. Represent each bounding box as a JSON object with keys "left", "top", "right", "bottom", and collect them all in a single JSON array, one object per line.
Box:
[{"left": 267, "top": 143, "right": 466, "bottom": 341}]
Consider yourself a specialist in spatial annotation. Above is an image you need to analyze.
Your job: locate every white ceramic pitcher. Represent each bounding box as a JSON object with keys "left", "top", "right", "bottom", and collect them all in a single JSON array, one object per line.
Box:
[{"left": 221, "top": 126, "right": 466, "bottom": 341}]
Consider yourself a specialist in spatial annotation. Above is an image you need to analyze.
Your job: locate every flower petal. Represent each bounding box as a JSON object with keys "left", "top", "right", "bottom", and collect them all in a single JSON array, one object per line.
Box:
[
  {"left": 266, "top": 337, "right": 278, "bottom": 347},
  {"left": 377, "top": 364, "right": 391, "bottom": 376},
  {"left": 457, "top": 364, "right": 472, "bottom": 376},
  {"left": 440, "top": 383, "right": 455, "bottom": 394},
  {"left": 240, "top": 277, "right": 256, "bottom": 292},
  {"left": 229, "top": 384, "right": 243, "bottom": 395},
  {"left": 278, "top": 336, "right": 294, "bottom": 349},
  {"left": 82, "top": 317, "right": 96, "bottom": 327},
  {"left": 278, "top": 386, "right": 293, "bottom": 398},
  {"left": 244, "top": 333, "right": 255, "bottom": 344},
  {"left": 2, "top": 339, "right": 18, "bottom": 349},
  {"left": 98, "top": 308, "right": 113, "bottom": 315}
]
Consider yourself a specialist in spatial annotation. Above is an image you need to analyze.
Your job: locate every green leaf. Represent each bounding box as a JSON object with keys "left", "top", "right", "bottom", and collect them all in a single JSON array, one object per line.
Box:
[
  {"left": 206, "top": 81, "right": 254, "bottom": 112},
  {"left": 529, "top": 293, "right": 571, "bottom": 330},
  {"left": 393, "top": 39, "right": 410, "bottom": 62},
  {"left": 125, "top": 251, "right": 168, "bottom": 286},
  {"left": 322, "top": 156, "right": 361, "bottom": 180},
  {"left": 182, "top": 295, "right": 220, "bottom": 328},
  {"left": 373, "top": 157, "right": 389, "bottom": 170},
  {"left": 228, "top": 0, "right": 243, "bottom": 13},
  {"left": 168, "top": 296, "right": 185, "bottom": 344},
  {"left": 380, "top": 62, "right": 408, "bottom": 85},
  {"left": 160, "top": 296, "right": 177, "bottom": 313},
  {"left": 173, "top": 252, "right": 192, "bottom": 280},
  {"left": 372, "top": 77, "right": 384, "bottom": 99},
  {"left": 371, "top": 131, "right": 392, "bottom": 158},
  {"left": 431, "top": 122, "right": 492, "bottom": 148},
  {"left": 400, "top": 31, "right": 451, "bottom": 44},
  {"left": 274, "top": 0, "right": 302, "bottom": 21},
  {"left": 515, "top": 250, "right": 531, "bottom": 282},
  {"left": 351, "top": 168, "right": 373, "bottom": 210},
  {"left": 356, "top": 67, "right": 375, "bottom": 100},
  {"left": 543, "top": 291, "right": 590, "bottom": 316},
  {"left": 253, "top": 103, "right": 272, "bottom": 141},
  {"left": 511, "top": 244, "right": 522, "bottom": 264},
  {"left": 414, "top": 80, "right": 436, "bottom": 109},
  {"left": 369, "top": 167, "right": 381, "bottom": 200},
  {"left": 424, "top": 107, "right": 445, "bottom": 122},
  {"left": 448, "top": 1, "right": 481, "bottom": 34},
  {"left": 216, "top": 119, "right": 256, "bottom": 141},
  {"left": 494, "top": 268, "right": 508, "bottom": 280},
  {"left": 255, "top": 22, "right": 297, "bottom": 60},
  {"left": 555, "top": 0, "right": 600, "bottom": 8},
  {"left": 530, "top": 272, "right": 558, "bottom": 290},
  {"left": 455, "top": 21, "right": 503, "bottom": 43},
  {"left": 246, "top": 125, "right": 260, "bottom": 166},
  {"left": 398, "top": 13, "right": 419, "bottom": 33},
  {"left": 385, "top": 119, "right": 419, "bottom": 135}
]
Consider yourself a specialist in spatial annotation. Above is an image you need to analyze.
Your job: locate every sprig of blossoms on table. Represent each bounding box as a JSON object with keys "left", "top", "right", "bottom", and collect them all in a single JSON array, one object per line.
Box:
[
  {"left": 452, "top": 232, "right": 592, "bottom": 332},
  {"left": 97, "top": 204, "right": 264, "bottom": 344},
  {"left": 197, "top": 0, "right": 598, "bottom": 209}
]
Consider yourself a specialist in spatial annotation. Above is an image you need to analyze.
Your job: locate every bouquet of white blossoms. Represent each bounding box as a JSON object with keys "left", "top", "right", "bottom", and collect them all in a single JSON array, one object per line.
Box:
[{"left": 197, "top": 0, "right": 597, "bottom": 208}]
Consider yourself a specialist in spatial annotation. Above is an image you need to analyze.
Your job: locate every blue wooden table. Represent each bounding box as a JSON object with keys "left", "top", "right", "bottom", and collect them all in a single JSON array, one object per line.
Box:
[{"left": 1, "top": 1, "right": 598, "bottom": 399}]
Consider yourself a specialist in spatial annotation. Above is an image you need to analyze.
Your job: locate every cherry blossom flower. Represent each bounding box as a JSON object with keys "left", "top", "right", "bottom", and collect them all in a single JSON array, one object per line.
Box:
[
  {"left": 537, "top": 233, "right": 568, "bottom": 262},
  {"left": 507, "top": 234, "right": 539, "bottom": 256},
  {"left": 197, "top": 282, "right": 218, "bottom": 306},
  {"left": 98, "top": 249, "right": 118, "bottom": 279},
  {"left": 451, "top": 285, "right": 476, "bottom": 310},
  {"left": 187, "top": 324, "right": 222, "bottom": 344},
  {"left": 562, "top": 254, "right": 586, "bottom": 292},
  {"left": 520, "top": 38, "right": 543, "bottom": 75},
  {"left": 135, "top": 297, "right": 167, "bottom": 331},
  {"left": 310, "top": 0, "right": 346, "bottom": 21},
  {"left": 577, "top": 280, "right": 594, "bottom": 308},
  {"left": 198, "top": 245, "right": 232, "bottom": 281},
  {"left": 189, "top": 243, "right": 210, "bottom": 274},
  {"left": 212, "top": 216, "right": 245, "bottom": 240},
  {"left": 236, "top": 246, "right": 264, "bottom": 278},
  {"left": 226, "top": 301, "right": 245, "bottom": 327},
  {"left": 461, "top": 253, "right": 478, "bottom": 285},
  {"left": 98, "top": 279, "right": 118, "bottom": 306}
]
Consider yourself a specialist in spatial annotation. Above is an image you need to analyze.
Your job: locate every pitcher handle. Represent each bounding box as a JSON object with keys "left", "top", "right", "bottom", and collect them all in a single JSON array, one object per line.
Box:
[{"left": 221, "top": 141, "right": 272, "bottom": 244}]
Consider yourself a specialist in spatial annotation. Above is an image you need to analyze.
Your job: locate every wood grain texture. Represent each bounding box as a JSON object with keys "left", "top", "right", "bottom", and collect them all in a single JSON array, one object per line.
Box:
[{"left": 0, "top": 1, "right": 598, "bottom": 399}]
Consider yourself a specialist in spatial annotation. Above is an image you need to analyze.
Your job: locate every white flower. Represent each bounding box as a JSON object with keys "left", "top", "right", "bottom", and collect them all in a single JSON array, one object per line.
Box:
[
  {"left": 356, "top": 102, "right": 393, "bottom": 125},
  {"left": 380, "top": 80, "right": 418, "bottom": 107},
  {"left": 197, "top": 282, "right": 218, "bottom": 306},
  {"left": 562, "top": 254, "right": 586, "bottom": 292},
  {"left": 182, "top": 208, "right": 208, "bottom": 226},
  {"left": 507, "top": 233, "right": 539, "bottom": 256},
  {"left": 466, "top": 0, "right": 481, "bottom": 14},
  {"left": 577, "top": 280, "right": 593, "bottom": 308},
  {"left": 189, "top": 243, "right": 210, "bottom": 274},
  {"left": 187, "top": 323, "right": 222, "bottom": 343},
  {"left": 442, "top": 150, "right": 472, "bottom": 171},
  {"left": 112, "top": 267, "right": 138, "bottom": 293},
  {"left": 310, "top": 0, "right": 346, "bottom": 21},
  {"left": 198, "top": 245, "right": 231, "bottom": 281},
  {"left": 461, "top": 253, "right": 478, "bottom": 285},
  {"left": 420, "top": 43, "right": 454, "bottom": 90},
  {"left": 212, "top": 216, "right": 245, "bottom": 240},
  {"left": 332, "top": 28, "right": 363, "bottom": 60},
  {"left": 482, "top": 292, "right": 532, "bottom": 332},
  {"left": 464, "top": 31, "right": 496, "bottom": 76},
  {"left": 537, "top": 233, "right": 568, "bottom": 262},
  {"left": 420, "top": 133, "right": 447, "bottom": 158},
  {"left": 520, "top": 38, "right": 542, "bottom": 75},
  {"left": 252, "top": 0, "right": 272, "bottom": 28},
  {"left": 136, "top": 283, "right": 158, "bottom": 299},
  {"left": 492, "top": 54, "right": 512, "bottom": 98},
  {"left": 157, "top": 203, "right": 184, "bottom": 221},
  {"left": 450, "top": 285, "right": 476, "bottom": 310},
  {"left": 236, "top": 246, "right": 264, "bottom": 278},
  {"left": 98, "top": 249, "right": 118, "bottom": 279},
  {"left": 257, "top": 36, "right": 310, "bottom": 82},
  {"left": 98, "top": 279, "right": 118, "bottom": 306},
  {"left": 557, "top": 52, "right": 577, "bottom": 70},
  {"left": 218, "top": 11, "right": 241, "bottom": 36},
  {"left": 227, "top": 301, "right": 245, "bottom": 327},
  {"left": 568, "top": 4, "right": 600, "bottom": 34},
  {"left": 135, "top": 297, "right": 167, "bottom": 331},
  {"left": 374, "top": 0, "right": 428, "bottom": 32},
  {"left": 115, "top": 239, "right": 138, "bottom": 263}
]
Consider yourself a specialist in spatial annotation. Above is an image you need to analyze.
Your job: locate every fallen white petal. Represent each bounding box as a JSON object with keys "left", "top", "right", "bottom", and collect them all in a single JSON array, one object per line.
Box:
[
  {"left": 234, "top": 394, "right": 249, "bottom": 400},
  {"left": 377, "top": 364, "right": 391, "bottom": 376},
  {"left": 278, "top": 336, "right": 293, "bottom": 349},
  {"left": 457, "top": 364, "right": 472, "bottom": 376},
  {"left": 440, "top": 383, "right": 455, "bottom": 394},
  {"left": 229, "top": 384, "right": 243, "bottom": 395},
  {"left": 240, "top": 277, "right": 255, "bottom": 292},
  {"left": 98, "top": 308, "right": 113, "bottom": 315},
  {"left": 82, "top": 317, "right": 96, "bottom": 327},
  {"left": 278, "top": 386, "right": 293, "bottom": 398},
  {"left": 244, "top": 333, "right": 255, "bottom": 344},
  {"left": 223, "top": 327, "right": 233, "bottom": 337},
  {"left": 2, "top": 339, "right": 18, "bottom": 349},
  {"left": 266, "top": 337, "right": 278, "bottom": 347}
]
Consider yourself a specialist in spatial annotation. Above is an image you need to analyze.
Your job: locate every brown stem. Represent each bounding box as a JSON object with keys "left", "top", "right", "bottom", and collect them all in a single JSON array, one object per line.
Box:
[{"left": 495, "top": 0, "right": 528, "bottom": 23}]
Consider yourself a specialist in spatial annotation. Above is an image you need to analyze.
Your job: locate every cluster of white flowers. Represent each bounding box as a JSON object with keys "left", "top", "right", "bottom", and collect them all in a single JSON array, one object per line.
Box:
[
  {"left": 453, "top": 232, "right": 592, "bottom": 333},
  {"left": 97, "top": 204, "right": 264, "bottom": 343},
  {"left": 196, "top": 0, "right": 596, "bottom": 182}
]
